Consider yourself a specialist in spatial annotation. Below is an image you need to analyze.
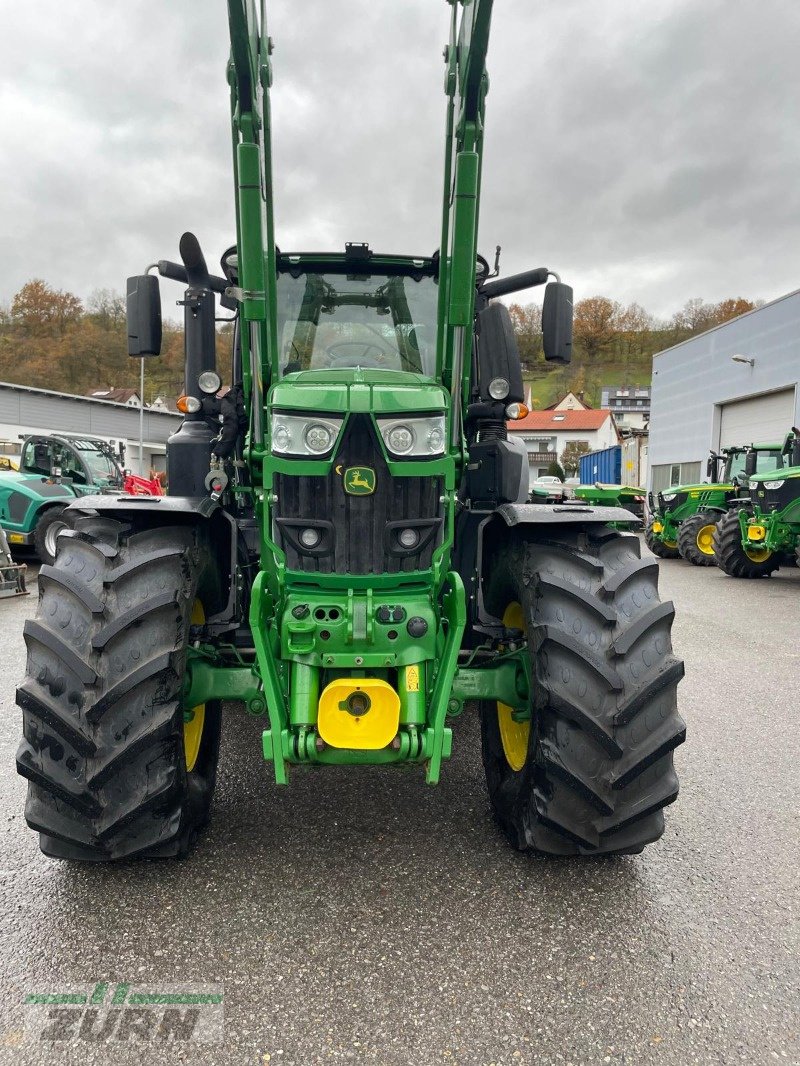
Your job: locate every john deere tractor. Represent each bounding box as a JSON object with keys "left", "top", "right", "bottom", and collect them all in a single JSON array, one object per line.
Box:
[
  {"left": 645, "top": 442, "right": 785, "bottom": 564},
  {"left": 714, "top": 430, "right": 800, "bottom": 577},
  {"left": 16, "top": 0, "right": 684, "bottom": 862}
]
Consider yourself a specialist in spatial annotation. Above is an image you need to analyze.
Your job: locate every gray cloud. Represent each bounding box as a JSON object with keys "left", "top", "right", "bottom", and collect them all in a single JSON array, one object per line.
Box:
[{"left": 1, "top": 0, "right": 798, "bottom": 319}]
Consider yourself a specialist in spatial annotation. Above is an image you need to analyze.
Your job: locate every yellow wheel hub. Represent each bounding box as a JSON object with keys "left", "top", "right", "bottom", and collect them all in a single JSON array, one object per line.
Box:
[
  {"left": 696, "top": 524, "right": 716, "bottom": 555},
  {"left": 184, "top": 599, "right": 206, "bottom": 773},
  {"left": 663, "top": 539, "right": 678, "bottom": 550},
  {"left": 745, "top": 546, "right": 772, "bottom": 563},
  {"left": 497, "top": 601, "right": 530, "bottom": 772}
]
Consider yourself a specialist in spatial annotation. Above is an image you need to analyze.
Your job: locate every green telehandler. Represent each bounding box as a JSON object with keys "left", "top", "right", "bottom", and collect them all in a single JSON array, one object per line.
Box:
[
  {"left": 645, "top": 442, "right": 785, "bottom": 564},
  {"left": 714, "top": 429, "right": 800, "bottom": 577},
  {"left": 0, "top": 433, "right": 160, "bottom": 565},
  {"left": 16, "top": 0, "right": 684, "bottom": 861}
]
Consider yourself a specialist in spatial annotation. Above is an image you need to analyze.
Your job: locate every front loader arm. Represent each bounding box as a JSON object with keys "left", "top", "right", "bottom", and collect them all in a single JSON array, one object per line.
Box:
[
  {"left": 439, "top": 0, "right": 494, "bottom": 445},
  {"left": 227, "top": 0, "right": 278, "bottom": 448}
]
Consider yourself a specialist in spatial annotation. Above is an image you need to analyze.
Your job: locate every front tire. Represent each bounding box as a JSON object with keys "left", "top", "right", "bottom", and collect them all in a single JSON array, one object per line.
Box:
[
  {"left": 644, "top": 520, "right": 680, "bottom": 559},
  {"left": 480, "top": 526, "right": 685, "bottom": 856},
  {"left": 33, "top": 506, "right": 74, "bottom": 566},
  {"left": 677, "top": 512, "right": 719, "bottom": 566},
  {"left": 712, "top": 508, "right": 778, "bottom": 579},
  {"left": 16, "top": 516, "right": 222, "bottom": 861}
]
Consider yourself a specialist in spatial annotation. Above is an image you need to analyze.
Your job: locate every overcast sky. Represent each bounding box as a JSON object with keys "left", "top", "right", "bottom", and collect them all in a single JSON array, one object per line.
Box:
[{"left": 2, "top": 0, "right": 798, "bottom": 320}]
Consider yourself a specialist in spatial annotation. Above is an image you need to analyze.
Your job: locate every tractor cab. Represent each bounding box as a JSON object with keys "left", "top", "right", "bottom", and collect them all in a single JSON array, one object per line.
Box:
[
  {"left": 273, "top": 250, "right": 439, "bottom": 379},
  {"left": 19, "top": 434, "right": 124, "bottom": 491},
  {"left": 707, "top": 442, "right": 785, "bottom": 490}
]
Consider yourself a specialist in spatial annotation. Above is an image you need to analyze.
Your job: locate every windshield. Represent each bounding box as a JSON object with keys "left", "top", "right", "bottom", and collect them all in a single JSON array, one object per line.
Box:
[
  {"left": 275, "top": 270, "right": 438, "bottom": 377},
  {"left": 70, "top": 440, "right": 121, "bottom": 483},
  {"left": 727, "top": 449, "right": 784, "bottom": 480}
]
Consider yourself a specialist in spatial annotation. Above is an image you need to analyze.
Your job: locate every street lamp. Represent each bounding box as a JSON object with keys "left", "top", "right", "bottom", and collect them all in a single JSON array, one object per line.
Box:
[{"left": 731, "top": 354, "right": 755, "bottom": 367}]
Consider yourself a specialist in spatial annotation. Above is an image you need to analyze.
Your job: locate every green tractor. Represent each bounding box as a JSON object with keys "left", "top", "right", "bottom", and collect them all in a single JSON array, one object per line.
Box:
[
  {"left": 0, "top": 433, "right": 130, "bottom": 565},
  {"left": 714, "top": 429, "right": 800, "bottom": 577},
  {"left": 645, "top": 442, "right": 785, "bottom": 564},
  {"left": 16, "top": 1, "right": 685, "bottom": 862}
]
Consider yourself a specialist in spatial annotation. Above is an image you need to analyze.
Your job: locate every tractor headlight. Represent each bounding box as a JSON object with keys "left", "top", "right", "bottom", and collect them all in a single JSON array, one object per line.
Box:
[
  {"left": 488, "top": 377, "right": 510, "bottom": 400},
  {"left": 198, "top": 370, "right": 222, "bottom": 395},
  {"left": 763, "top": 479, "right": 784, "bottom": 490},
  {"left": 271, "top": 413, "right": 343, "bottom": 457},
  {"left": 661, "top": 492, "right": 677, "bottom": 502},
  {"left": 304, "top": 422, "right": 335, "bottom": 454},
  {"left": 378, "top": 415, "right": 446, "bottom": 458}
]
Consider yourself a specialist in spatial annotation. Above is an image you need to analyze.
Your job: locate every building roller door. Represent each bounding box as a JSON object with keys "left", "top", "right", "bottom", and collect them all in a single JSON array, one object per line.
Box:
[{"left": 718, "top": 388, "right": 796, "bottom": 448}]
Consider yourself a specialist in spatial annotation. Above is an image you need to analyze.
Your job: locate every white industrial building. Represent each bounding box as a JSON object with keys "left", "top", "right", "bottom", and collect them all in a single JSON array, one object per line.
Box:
[
  {"left": 648, "top": 289, "right": 800, "bottom": 491},
  {"left": 0, "top": 381, "right": 181, "bottom": 474}
]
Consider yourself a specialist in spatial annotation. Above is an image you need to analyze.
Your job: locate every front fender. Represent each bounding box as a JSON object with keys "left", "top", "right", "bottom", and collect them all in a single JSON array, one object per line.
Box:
[
  {"left": 495, "top": 502, "right": 639, "bottom": 526},
  {"left": 67, "top": 495, "right": 242, "bottom": 627}
]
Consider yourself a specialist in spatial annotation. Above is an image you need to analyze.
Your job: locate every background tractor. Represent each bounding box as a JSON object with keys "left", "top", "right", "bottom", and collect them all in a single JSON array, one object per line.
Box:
[
  {"left": 0, "top": 432, "right": 162, "bottom": 565},
  {"left": 714, "top": 429, "right": 800, "bottom": 577},
  {"left": 645, "top": 442, "right": 784, "bottom": 564},
  {"left": 16, "top": 0, "right": 684, "bottom": 862}
]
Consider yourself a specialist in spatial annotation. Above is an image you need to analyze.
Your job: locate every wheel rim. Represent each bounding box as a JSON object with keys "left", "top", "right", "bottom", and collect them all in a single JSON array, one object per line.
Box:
[
  {"left": 745, "top": 546, "right": 772, "bottom": 564},
  {"left": 695, "top": 523, "right": 716, "bottom": 555},
  {"left": 497, "top": 601, "right": 529, "bottom": 772},
  {"left": 44, "top": 520, "right": 67, "bottom": 559},
  {"left": 663, "top": 539, "right": 678, "bottom": 550},
  {"left": 183, "top": 599, "right": 206, "bottom": 772}
]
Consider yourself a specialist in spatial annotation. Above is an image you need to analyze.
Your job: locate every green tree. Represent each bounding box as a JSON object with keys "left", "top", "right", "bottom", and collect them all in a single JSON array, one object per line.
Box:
[{"left": 560, "top": 440, "right": 591, "bottom": 476}]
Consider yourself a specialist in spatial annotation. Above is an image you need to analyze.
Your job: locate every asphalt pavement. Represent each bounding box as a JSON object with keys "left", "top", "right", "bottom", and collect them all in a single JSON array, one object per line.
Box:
[{"left": 0, "top": 546, "right": 798, "bottom": 1065}]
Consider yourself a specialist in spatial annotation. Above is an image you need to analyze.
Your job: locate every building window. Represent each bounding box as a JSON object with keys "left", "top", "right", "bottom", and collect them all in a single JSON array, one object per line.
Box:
[{"left": 669, "top": 464, "right": 681, "bottom": 485}]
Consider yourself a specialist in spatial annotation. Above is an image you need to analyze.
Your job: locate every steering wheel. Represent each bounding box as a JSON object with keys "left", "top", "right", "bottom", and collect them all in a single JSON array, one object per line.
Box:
[{"left": 324, "top": 341, "right": 391, "bottom": 367}]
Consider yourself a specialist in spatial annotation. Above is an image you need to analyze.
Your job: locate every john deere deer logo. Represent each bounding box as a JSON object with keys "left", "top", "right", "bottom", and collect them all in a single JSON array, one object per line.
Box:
[{"left": 343, "top": 467, "right": 376, "bottom": 495}]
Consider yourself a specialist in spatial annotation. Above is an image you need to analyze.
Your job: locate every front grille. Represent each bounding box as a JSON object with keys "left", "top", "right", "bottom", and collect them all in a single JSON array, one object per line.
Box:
[
  {"left": 752, "top": 480, "right": 798, "bottom": 511},
  {"left": 274, "top": 415, "right": 443, "bottom": 575}
]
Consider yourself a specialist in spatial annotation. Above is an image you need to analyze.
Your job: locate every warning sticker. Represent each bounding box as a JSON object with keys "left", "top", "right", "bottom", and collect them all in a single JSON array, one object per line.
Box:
[{"left": 406, "top": 665, "right": 420, "bottom": 692}]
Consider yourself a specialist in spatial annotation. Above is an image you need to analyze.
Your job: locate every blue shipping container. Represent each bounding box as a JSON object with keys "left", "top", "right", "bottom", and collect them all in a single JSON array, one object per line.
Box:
[{"left": 579, "top": 445, "right": 621, "bottom": 484}]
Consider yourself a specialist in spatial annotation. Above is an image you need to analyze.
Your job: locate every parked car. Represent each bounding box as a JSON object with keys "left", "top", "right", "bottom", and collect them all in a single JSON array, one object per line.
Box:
[{"left": 530, "top": 475, "right": 564, "bottom": 501}]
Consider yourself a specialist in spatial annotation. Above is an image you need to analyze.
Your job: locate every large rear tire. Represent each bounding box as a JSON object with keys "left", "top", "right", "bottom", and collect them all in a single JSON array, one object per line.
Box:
[
  {"left": 480, "top": 526, "right": 685, "bottom": 855},
  {"left": 712, "top": 508, "right": 779, "bottom": 579},
  {"left": 644, "top": 520, "right": 680, "bottom": 559},
  {"left": 677, "top": 512, "right": 718, "bottom": 567},
  {"left": 16, "top": 516, "right": 222, "bottom": 861}
]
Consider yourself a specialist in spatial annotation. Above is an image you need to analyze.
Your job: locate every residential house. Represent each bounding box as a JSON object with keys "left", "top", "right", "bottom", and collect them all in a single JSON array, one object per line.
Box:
[
  {"left": 87, "top": 388, "right": 141, "bottom": 407},
  {"left": 544, "top": 390, "right": 591, "bottom": 411},
  {"left": 600, "top": 385, "right": 651, "bottom": 431},
  {"left": 508, "top": 408, "right": 619, "bottom": 477}
]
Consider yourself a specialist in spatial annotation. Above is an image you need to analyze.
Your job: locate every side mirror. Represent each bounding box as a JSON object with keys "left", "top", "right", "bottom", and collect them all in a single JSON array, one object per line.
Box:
[
  {"left": 706, "top": 454, "right": 718, "bottom": 479},
  {"left": 744, "top": 451, "right": 757, "bottom": 477},
  {"left": 542, "top": 281, "right": 573, "bottom": 363},
  {"left": 476, "top": 302, "right": 524, "bottom": 403},
  {"left": 127, "top": 275, "right": 162, "bottom": 357}
]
